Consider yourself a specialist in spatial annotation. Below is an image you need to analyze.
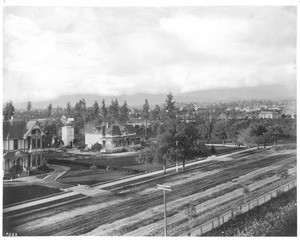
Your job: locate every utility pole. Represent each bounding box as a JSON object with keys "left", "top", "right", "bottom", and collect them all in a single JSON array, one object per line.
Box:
[{"left": 157, "top": 184, "right": 172, "bottom": 236}]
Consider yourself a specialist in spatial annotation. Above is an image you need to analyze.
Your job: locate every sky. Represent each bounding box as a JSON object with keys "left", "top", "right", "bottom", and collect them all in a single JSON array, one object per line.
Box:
[{"left": 3, "top": 6, "right": 297, "bottom": 103}]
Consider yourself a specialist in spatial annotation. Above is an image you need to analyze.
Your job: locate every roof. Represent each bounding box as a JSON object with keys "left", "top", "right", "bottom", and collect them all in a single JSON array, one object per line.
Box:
[
  {"left": 3, "top": 120, "right": 27, "bottom": 140},
  {"left": 123, "top": 125, "right": 136, "bottom": 134},
  {"left": 85, "top": 124, "right": 136, "bottom": 136},
  {"left": 259, "top": 111, "right": 280, "bottom": 114},
  {"left": 3, "top": 150, "right": 29, "bottom": 160},
  {"left": 3, "top": 120, "right": 42, "bottom": 140},
  {"left": 24, "top": 120, "right": 37, "bottom": 137},
  {"left": 106, "top": 125, "right": 121, "bottom": 136}
]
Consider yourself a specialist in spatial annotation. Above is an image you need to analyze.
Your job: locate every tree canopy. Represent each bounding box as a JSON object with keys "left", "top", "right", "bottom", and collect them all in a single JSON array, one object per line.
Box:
[
  {"left": 119, "top": 100, "right": 129, "bottom": 124},
  {"left": 3, "top": 100, "right": 15, "bottom": 120},
  {"left": 212, "top": 120, "right": 231, "bottom": 145},
  {"left": 26, "top": 101, "right": 32, "bottom": 112}
]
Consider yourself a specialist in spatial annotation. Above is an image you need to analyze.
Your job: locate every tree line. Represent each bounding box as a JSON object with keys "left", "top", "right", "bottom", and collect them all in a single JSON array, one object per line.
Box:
[{"left": 3, "top": 93, "right": 296, "bottom": 156}]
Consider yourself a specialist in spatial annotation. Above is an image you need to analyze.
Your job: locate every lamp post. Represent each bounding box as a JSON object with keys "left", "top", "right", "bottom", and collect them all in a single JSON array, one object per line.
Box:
[{"left": 157, "top": 184, "right": 172, "bottom": 236}]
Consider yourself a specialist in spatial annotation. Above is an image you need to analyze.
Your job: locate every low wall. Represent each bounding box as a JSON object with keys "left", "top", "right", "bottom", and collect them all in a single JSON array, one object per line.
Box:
[{"left": 183, "top": 179, "right": 297, "bottom": 236}]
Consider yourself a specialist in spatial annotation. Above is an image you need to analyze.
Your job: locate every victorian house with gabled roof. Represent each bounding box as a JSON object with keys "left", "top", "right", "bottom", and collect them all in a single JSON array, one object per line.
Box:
[
  {"left": 3, "top": 119, "right": 44, "bottom": 174},
  {"left": 85, "top": 123, "right": 141, "bottom": 153}
]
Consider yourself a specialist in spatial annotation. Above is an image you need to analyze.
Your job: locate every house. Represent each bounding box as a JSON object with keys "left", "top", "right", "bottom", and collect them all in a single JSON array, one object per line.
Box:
[
  {"left": 258, "top": 110, "right": 281, "bottom": 119},
  {"left": 3, "top": 119, "right": 45, "bottom": 174},
  {"left": 85, "top": 123, "right": 141, "bottom": 153}
]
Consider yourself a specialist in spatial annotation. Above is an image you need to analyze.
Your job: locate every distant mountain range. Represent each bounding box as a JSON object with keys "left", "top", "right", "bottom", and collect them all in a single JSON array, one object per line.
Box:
[{"left": 12, "top": 84, "right": 296, "bottom": 110}]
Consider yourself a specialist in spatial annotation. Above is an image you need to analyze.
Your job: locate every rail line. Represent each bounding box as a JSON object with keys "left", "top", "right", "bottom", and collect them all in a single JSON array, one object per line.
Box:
[{"left": 9, "top": 150, "right": 296, "bottom": 236}]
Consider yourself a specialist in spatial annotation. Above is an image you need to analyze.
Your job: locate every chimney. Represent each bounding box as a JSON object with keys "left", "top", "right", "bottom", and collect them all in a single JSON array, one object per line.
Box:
[{"left": 102, "top": 125, "right": 105, "bottom": 136}]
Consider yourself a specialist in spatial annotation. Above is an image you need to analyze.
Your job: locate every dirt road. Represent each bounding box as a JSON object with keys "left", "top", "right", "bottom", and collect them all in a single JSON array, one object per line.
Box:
[{"left": 5, "top": 144, "right": 296, "bottom": 236}]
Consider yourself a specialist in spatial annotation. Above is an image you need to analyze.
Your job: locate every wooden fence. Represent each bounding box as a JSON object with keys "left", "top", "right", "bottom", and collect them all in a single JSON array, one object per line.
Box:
[{"left": 182, "top": 179, "right": 297, "bottom": 236}]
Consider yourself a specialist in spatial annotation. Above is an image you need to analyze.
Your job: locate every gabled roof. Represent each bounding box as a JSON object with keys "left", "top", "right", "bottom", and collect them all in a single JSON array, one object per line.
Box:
[
  {"left": 106, "top": 125, "right": 121, "bottom": 136},
  {"left": 24, "top": 120, "right": 39, "bottom": 138},
  {"left": 123, "top": 125, "right": 136, "bottom": 134},
  {"left": 3, "top": 120, "right": 27, "bottom": 140},
  {"left": 3, "top": 120, "right": 43, "bottom": 140},
  {"left": 85, "top": 124, "right": 136, "bottom": 136}
]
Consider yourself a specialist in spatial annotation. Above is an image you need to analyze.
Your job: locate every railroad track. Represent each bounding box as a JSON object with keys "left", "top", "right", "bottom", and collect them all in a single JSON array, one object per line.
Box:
[{"left": 10, "top": 151, "right": 296, "bottom": 236}]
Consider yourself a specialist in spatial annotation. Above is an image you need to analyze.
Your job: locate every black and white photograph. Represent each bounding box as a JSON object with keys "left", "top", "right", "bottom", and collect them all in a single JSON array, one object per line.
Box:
[{"left": 2, "top": 0, "right": 298, "bottom": 237}]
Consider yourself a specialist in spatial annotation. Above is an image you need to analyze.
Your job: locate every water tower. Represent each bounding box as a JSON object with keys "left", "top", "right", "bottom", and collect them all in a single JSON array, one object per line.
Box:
[{"left": 61, "top": 115, "right": 74, "bottom": 147}]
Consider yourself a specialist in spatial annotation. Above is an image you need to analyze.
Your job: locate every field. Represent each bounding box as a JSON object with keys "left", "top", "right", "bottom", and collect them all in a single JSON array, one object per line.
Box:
[
  {"left": 4, "top": 142, "right": 296, "bottom": 236},
  {"left": 203, "top": 188, "right": 297, "bottom": 236},
  {"left": 3, "top": 185, "right": 61, "bottom": 206},
  {"left": 50, "top": 145, "right": 241, "bottom": 185}
]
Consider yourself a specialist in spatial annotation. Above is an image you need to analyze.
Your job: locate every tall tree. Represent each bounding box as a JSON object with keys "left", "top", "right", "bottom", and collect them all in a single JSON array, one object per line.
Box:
[
  {"left": 92, "top": 100, "right": 100, "bottom": 120},
  {"left": 107, "top": 98, "right": 120, "bottom": 124},
  {"left": 227, "top": 120, "right": 249, "bottom": 145},
  {"left": 212, "top": 120, "right": 231, "bottom": 145},
  {"left": 66, "top": 102, "right": 71, "bottom": 116},
  {"left": 197, "top": 121, "right": 213, "bottom": 142},
  {"left": 142, "top": 99, "right": 150, "bottom": 120},
  {"left": 137, "top": 142, "right": 171, "bottom": 174},
  {"left": 26, "top": 101, "right": 32, "bottom": 112},
  {"left": 238, "top": 123, "right": 268, "bottom": 148},
  {"left": 175, "top": 121, "right": 201, "bottom": 168},
  {"left": 137, "top": 119, "right": 206, "bottom": 173},
  {"left": 151, "top": 104, "right": 161, "bottom": 121},
  {"left": 142, "top": 99, "right": 150, "bottom": 138},
  {"left": 265, "top": 124, "right": 283, "bottom": 147},
  {"left": 119, "top": 100, "right": 129, "bottom": 124},
  {"left": 164, "top": 92, "right": 176, "bottom": 120},
  {"left": 101, "top": 99, "right": 108, "bottom": 120},
  {"left": 74, "top": 98, "right": 87, "bottom": 131},
  {"left": 3, "top": 100, "right": 15, "bottom": 120},
  {"left": 47, "top": 103, "right": 52, "bottom": 117}
]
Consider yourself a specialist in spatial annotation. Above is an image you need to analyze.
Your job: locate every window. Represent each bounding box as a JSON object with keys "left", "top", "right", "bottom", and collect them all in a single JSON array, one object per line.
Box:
[
  {"left": 32, "top": 139, "right": 37, "bottom": 149},
  {"left": 31, "top": 129, "right": 41, "bottom": 135},
  {"left": 37, "top": 154, "right": 41, "bottom": 165},
  {"left": 37, "top": 139, "right": 41, "bottom": 148},
  {"left": 13, "top": 139, "right": 18, "bottom": 150},
  {"left": 32, "top": 154, "right": 37, "bottom": 166}
]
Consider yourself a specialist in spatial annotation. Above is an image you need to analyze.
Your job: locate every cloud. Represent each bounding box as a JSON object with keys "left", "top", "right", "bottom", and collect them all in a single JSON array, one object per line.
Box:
[{"left": 3, "top": 7, "right": 296, "bottom": 103}]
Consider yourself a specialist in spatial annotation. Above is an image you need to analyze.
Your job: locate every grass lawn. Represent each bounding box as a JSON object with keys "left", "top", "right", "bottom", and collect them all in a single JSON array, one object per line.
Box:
[
  {"left": 47, "top": 145, "right": 241, "bottom": 185},
  {"left": 58, "top": 168, "right": 134, "bottom": 185},
  {"left": 3, "top": 185, "right": 61, "bottom": 206},
  {"left": 75, "top": 153, "right": 139, "bottom": 169},
  {"left": 203, "top": 188, "right": 297, "bottom": 236}
]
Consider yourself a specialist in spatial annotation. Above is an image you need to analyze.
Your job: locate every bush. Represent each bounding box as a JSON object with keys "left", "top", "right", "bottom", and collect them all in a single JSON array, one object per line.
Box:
[
  {"left": 91, "top": 142, "right": 103, "bottom": 152},
  {"left": 29, "top": 163, "right": 53, "bottom": 175},
  {"left": 77, "top": 143, "right": 87, "bottom": 150},
  {"left": 58, "top": 146, "right": 67, "bottom": 152},
  {"left": 210, "top": 145, "right": 216, "bottom": 155},
  {"left": 9, "top": 164, "right": 23, "bottom": 178}
]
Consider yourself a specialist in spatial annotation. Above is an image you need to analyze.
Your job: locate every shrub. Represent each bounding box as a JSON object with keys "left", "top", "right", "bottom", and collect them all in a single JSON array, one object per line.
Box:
[
  {"left": 210, "top": 145, "right": 216, "bottom": 155},
  {"left": 77, "top": 143, "right": 87, "bottom": 150},
  {"left": 91, "top": 142, "right": 103, "bottom": 152},
  {"left": 9, "top": 164, "right": 23, "bottom": 178},
  {"left": 30, "top": 163, "right": 53, "bottom": 175}
]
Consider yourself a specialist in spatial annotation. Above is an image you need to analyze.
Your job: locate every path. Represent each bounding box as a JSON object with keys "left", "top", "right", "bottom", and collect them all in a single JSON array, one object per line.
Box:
[
  {"left": 3, "top": 191, "right": 79, "bottom": 214},
  {"left": 4, "top": 164, "right": 70, "bottom": 184},
  {"left": 94, "top": 147, "right": 258, "bottom": 190},
  {"left": 43, "top": 164, "right": 70, "bottom": 182}
]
